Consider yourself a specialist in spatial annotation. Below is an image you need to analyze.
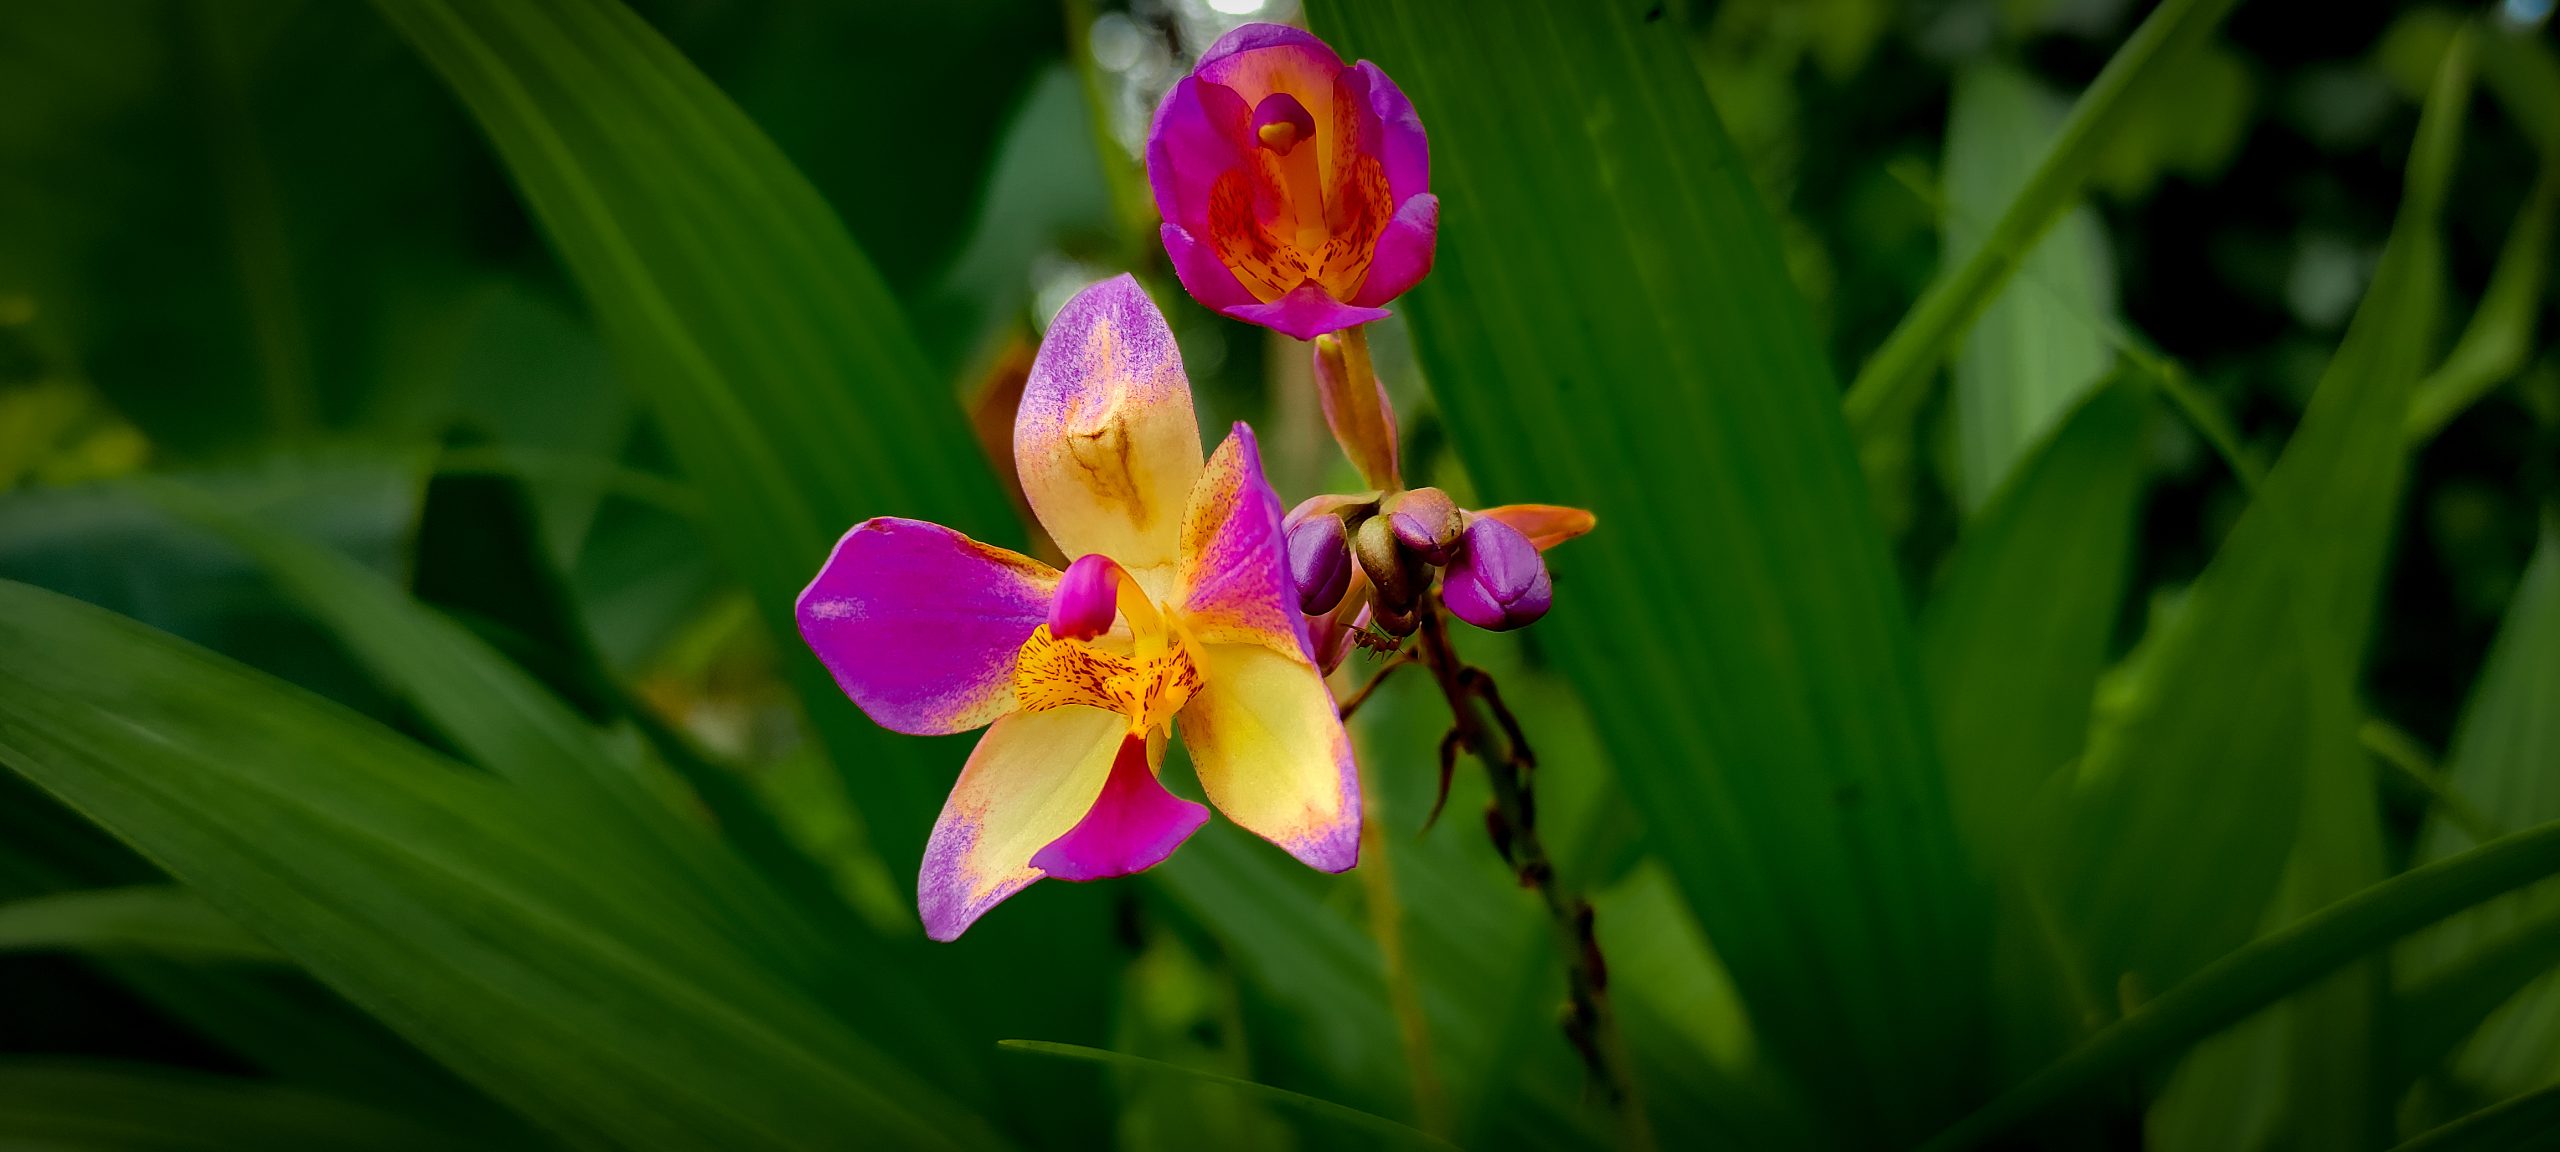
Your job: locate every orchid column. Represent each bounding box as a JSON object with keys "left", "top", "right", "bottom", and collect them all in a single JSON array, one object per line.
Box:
[{"left": 1148, "top": 22, "right": 1638, "bottom": 1128}]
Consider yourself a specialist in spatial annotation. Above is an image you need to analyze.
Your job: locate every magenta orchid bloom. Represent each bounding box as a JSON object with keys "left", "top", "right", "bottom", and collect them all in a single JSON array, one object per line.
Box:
[
  {"left": 796, "top": 276, "right": 1360, "bottom": 941},
  {"left": 1147, "top": 23, "right": 1437, "bottom": 341}
]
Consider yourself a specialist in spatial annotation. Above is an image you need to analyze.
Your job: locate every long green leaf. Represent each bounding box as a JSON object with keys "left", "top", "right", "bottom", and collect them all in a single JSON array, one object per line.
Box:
[
  {"left": 367, "top": 10, "right": 1123, "bottom": 1135},
  {"left": 1000, "top": 1041, "right": 1463, "bottom": 1152},
  {"left": 1305, "top": 1, "right": 1983, "bottom": 1138},
  {"left": 1843, "top": 0, "right": 2244, "bottom": 434},
  {"left": 1921, "top": 380, "right": 2148, "bottom": 861},
  {"left": 0, "top": 885, "right": 278, "bottom": 963},
  {"left": 2391, "top": 1084, "right": 2560, "bottom": 1152},
  {"left": 1923, "top": 819, "right": 2560, "bottom": 1151},
  {"left": 1941, "top": 63, "right": 2118, "bottom": 512},
  {"left": 2029, "top": 18, "right": 2462, "bottom": 1002},
  {"left": 2393, "top": 905, "right": 2560, "bottom": 1088},
  {"left": 365, "top": 0, "right": 1013, "bottom": 888},
  {"left": 147, "top": 477, "right": 982, "bottom": 1089},
  {"left": 0, "top": 1062, "right": 470, "bottom": 1152},
  {"left": 0, "top": 579, "right": 1005, "bottom": 1152},
  {"left": 2406, "top": 163, "right": 2557, "bottom": 442},
  {"left": 2398, "top": 512, "right": 2560, "bottom": 1094}
]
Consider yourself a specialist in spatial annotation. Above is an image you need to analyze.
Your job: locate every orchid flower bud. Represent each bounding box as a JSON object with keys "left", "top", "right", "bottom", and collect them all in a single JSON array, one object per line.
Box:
[
  {"left": 1353, "top": 514, "right": 1416, "bottom": 610},
  {"left": 1286, "top": 512, "right": 1355, "bottom": 616},
  {"left": 1386, "top": 487, "right": 1464, "bottom": 566},
  {"left": 1444, "top": 517, "right": 1552, "bottom": 631},
  {"left": 1048, "top": 553, "right": 1126, "bottom": 640},
  {"left": 1369, "top": 594, "right": 1421, "bottom": 638}
]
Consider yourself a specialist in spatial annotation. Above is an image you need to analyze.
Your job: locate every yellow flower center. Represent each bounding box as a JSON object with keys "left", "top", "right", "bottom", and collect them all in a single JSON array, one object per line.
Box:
[{"left": 1011, "top": 568, "right": 1200, "bottom": 736}]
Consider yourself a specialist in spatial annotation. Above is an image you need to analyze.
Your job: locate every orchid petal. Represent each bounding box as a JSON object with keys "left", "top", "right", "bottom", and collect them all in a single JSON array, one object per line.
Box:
[
  {"left": 1475, "top": 504, "right": 1599, "bottom": 551},
  {"left": 1175, "top": 425, "right": 1311, "bottom": 662},
  {"left": 1348, "top": 194, "right": 1439, "bottom": 309},
  {"left": 1146, "top": 78, "right": 1252, "bottom": 235},
  {"left": 1180, "top": 642, "right": 1360, "bottom": 873},
  {"left": 796, "top": 517, "right": 1058, "bottom": 736},
  {"left": 1161, "top": 224, "right": 1257, "bottom": 312},
  {"left": 1345, "top": 60, "right": 1428, "bottom": 204},
  {"left": 1196, "top": 23, "right": 1341, "bottom": 71},
  {"left": 1030, "top": 734, "right": 1208, "bottom": 881},
  {"left": 1017, "top": 275, "right": 1204, "bottom": 573},
  {"left": 1195, "top": 26, "right": 1344, "bottom": 191},
  {"left": 1308, "top": 581, "right": 1371, "bottom": 677},
  {"left": 918, "top": 705, "right": 1126, "bottom": 941},
  {"left": 1222, "top": 284, "right": 1392, "bottom": 342}
]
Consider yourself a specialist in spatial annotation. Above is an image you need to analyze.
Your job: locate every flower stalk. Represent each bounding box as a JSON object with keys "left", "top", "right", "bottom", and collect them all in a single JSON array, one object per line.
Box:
[
  {"left": 1313, "top": 319, "right": 1641, "bottom": 1139},
  {"left": 1412, "top": 602, "right": 1650, "bottom": 1149}
]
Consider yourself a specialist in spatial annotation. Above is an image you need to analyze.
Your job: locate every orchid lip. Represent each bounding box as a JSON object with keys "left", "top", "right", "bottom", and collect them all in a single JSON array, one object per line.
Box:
[{"left": 1251, "top": 92, "right": 1316, "bottom": 155}]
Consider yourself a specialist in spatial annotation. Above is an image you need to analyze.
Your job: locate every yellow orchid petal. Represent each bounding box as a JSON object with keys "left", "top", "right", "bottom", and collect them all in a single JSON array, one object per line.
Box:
[
  {"left": 1179, "top": 641, "right": 1359, "bottom": 872},
  {"left": 917, "top": 705, "right": 1125, "bottom": 941},
  {"left": 1015, "top": 275, "right": 1203, "bottom": 574}
]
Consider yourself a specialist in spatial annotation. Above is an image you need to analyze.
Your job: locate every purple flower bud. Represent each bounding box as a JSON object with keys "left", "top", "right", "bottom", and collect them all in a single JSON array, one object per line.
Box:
[
  {"left": 1387, "top": 487, "right": 1464, "bottom": 566},
  {"left": 1443, "top": 517, "right": 1552, "bottom": 631},
  {"left": 1049, "top": 553, "right": 1123, "bottom": 640},
  {"left": 1286, "top": 513, "right": 1355, "bottom": 616}
]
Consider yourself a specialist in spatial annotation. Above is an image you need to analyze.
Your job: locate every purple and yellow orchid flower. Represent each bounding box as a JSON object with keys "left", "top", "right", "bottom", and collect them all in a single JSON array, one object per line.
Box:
[
  {"left": 796, "top": 276, "right": 1360, "bottom": 941},
  {"left": 1148, "top": 23, "right": 1437, "bottom": 341}
]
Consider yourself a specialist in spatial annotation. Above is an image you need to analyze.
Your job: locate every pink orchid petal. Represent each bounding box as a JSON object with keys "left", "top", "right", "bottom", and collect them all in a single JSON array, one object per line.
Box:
[
  {"left": 796, "top": 518, "right": 1058, "bottom": 736},
  {"left": 1179, "top": 642, "right": 1361, "bottom": 873},
  {"left": 1194, "top": 25, "right": 1345, "bottom": 104},
  {"left": 1030, "top": 734, "right": 1208, "bottom": 881},
  {"left": 1222, "top": 283, "right": 1392, "bottom": 342},
  {"left": 1349, "top": 194, "right": 1439, "bottom": 308},
  {"left": 1345, "top": 60, "right": 1428, "bottom": 205},
  {"left": 1145, "top": 77, "right": 1251, "bottom": 235},
  {"left": 1161, "top": 223, "right": 1257, "bottom": 313},
  {"left": 1195, "top": 28, "right": 1343, "bottom": 186},
  {"left": 1196, "top": 23, "right": 1341, "bottom": 71},
  {"left": 1175, "top": 424, "right": 1312, "bottom": 663},
  {"left": 1310, "top": 590, "right": 1373, "bottom": 677},
  {"left": 918, "top": 705, "right": 1126, "bottom": 941},
  {"left": 1017, "top": 275, "right": 1203, "bottom": 572}
]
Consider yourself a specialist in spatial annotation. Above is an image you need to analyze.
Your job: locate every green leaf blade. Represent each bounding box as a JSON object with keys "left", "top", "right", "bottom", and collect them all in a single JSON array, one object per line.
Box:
[
  {"left": 1307, "top": 0, "right": 1984, "bottom": 1138},
  {"left": 0, "top": 579, "right": 1006, "bottom": 1152}
]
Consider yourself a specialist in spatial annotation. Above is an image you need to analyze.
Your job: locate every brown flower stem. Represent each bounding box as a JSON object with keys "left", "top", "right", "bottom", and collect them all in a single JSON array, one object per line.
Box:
[
  {"left": 1335, "top": 651, "right": 1416, "bottom": 722},
  {"left": 1412, "top": 603, "right": 1653, "bottom": 1148}
]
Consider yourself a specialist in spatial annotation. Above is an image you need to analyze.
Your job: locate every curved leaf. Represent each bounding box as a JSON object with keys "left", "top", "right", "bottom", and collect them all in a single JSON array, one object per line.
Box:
[
  {"left": 1001, "top": 1040, "right": 1462, "bottom": 1152},
  {"left": 1843, "top": 0, "right": 2244, "bottom": 433},
  {"left": 0, "top": 579, "right": 1007, "bottom": 1152},
  {"left": 0, "top": 885, "right": 278, "bottom": 964},
  {"left": 0, "top": 1062, "right": 471, "bottom": 1152},
  {"left": 365, "top": 0, "right": 1015, "bottom": 886},
  {"left": 1923, "top": 819, "right": 2560, "bottom": 1151}
]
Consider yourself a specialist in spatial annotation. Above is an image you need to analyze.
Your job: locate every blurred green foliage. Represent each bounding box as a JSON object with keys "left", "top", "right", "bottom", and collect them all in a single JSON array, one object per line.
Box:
[{"left": 1, "top": 0, "right": 2557, "bottom": 1149}]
